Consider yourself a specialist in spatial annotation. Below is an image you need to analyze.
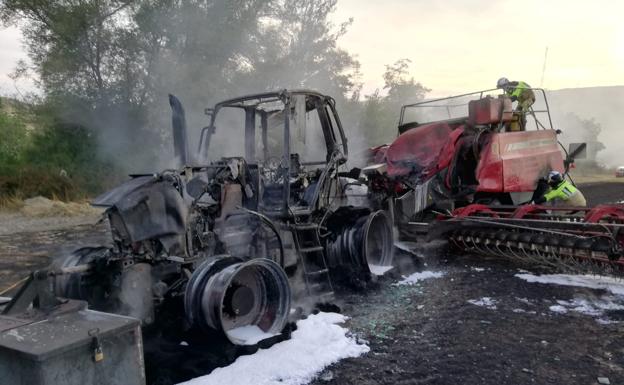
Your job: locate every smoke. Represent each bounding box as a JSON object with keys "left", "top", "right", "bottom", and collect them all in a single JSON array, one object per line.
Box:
[
  {"left": 1, "top": 0, "right": 362, "bottom": 177},
  {"left": 546, "top": 87, "right": 624, "bottom": 168},
  {"left": 126, "top": 0, "right": 362, "bottom": 172}
]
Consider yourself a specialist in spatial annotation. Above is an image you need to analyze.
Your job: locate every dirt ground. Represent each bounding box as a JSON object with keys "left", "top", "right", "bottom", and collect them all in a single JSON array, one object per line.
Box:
[
  {"left": 577, "top": 182, "right": 624, "bottom": 207},
  {"left": 1, "top": 182, "right": 624, "bottom": 385},
  {"left": 310, "top": 255, "right": 624, "bottom": 385}
]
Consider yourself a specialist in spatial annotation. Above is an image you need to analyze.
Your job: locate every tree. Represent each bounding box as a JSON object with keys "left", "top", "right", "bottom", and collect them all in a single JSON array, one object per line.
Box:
[
  {"left": 230, "top": 0, "right": 359, "bottom": 99},
  {"left": 1, "top": 0, "right": 361, "bottom": 174},
  {"left": 0, "top": 103, "right": 28, "bottom": 167},
  {"left": 559, "top": 112, "right": 605, "bottom": 167},
  {"left": 382, "top": 58, "right": 430, "bottom": 117},
  {"left": 1, "top": 1, "right": 141, "bottom": 104},
  {"left": 356, "top": 59, "right": 430, "bottom": 147}
]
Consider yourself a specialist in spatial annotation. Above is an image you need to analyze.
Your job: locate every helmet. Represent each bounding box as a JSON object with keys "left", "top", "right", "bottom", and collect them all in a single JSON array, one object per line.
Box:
[
  {"left": 496, "top": 77, "right": 509, "bottom": 89},
  {"left": 547, "top": 170, "right": 563, "bottom": 185}
]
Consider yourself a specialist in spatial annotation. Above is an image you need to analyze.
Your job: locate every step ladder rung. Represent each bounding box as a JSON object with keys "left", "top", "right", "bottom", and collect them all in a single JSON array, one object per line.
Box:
[
  {"left": 299, "top": 246, "right": 324, "bottom": 253},
  {"left": 308, "top": 283, "right": 332, "bottom": 292},
  {"left": 305, "top": 268, "right": 329, "bottom": 276},
  {"left": 293, "top": 223, "right": 319, "bottom": 230},
  {"left": 292, "top": 222, "right": 334, "bottom": 298}
]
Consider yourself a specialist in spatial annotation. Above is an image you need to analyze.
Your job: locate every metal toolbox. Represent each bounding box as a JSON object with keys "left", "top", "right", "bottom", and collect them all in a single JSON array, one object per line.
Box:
[{"left": 0, "top": 307, "right": 145, "bottom": 385}]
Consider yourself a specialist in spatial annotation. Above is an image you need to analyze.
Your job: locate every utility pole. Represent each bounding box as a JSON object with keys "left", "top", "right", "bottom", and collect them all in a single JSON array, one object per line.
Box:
[{"left": 540, "top": 46, "right": 548, "bottom": 88}]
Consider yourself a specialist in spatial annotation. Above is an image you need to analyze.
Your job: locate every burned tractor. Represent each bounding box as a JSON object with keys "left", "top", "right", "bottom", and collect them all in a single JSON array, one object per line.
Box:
[
  {"left": 365, "top": 88, "right": 624, "bottom": 274},
  {"left": 48, "top": 90, "right": 393, "bottom": 346}
]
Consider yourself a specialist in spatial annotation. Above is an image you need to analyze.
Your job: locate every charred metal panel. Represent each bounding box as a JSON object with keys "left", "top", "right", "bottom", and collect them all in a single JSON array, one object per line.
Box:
[
  {"left": 395, "top": 178, "right": 434, "bottom": 217},
  {"left": 110, "top": 180, "right": 188, "bottom": 243},
  {"left": 92, "top": 176, "right": 155, "bottom": 208},
  {"left": 244, "top": 108, "right": 256, "bottom": 160}
]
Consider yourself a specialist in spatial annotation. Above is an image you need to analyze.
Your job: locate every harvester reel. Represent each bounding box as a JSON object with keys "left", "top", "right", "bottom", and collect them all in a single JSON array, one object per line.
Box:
[{"left": 445, "top": 204, "right": 624, "bottom": 276}]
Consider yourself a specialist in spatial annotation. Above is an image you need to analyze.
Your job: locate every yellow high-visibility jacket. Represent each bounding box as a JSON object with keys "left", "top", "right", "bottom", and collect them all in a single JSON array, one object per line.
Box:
[{"left": 542, "top": 180, "right": 587, "bottom": 206}]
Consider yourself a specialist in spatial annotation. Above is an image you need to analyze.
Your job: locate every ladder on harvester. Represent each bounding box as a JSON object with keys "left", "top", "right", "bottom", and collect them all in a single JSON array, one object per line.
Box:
[{"left": 291, "top": 222, "right": 334, "bottom": 302}]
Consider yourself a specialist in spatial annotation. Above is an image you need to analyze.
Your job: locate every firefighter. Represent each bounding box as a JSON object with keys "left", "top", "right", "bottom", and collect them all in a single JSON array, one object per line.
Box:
[
  {"left": 496, "top": 77, "right": 536, "bottom": 112},
  {"left": 533, "top": 171, "right": 587, "bottom": 206}
]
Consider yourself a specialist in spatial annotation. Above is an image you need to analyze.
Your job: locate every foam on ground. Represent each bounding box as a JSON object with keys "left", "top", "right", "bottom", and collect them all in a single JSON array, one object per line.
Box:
[
  {"left": 467, "top": 297, "right": 497, "bottom": 309},
  {"left": 369, "top": 264, "right": 393, "bottom": 276},
  {"left": 516, "top": 273, "right": 624, "bottom": 324},
  {"left": 514, "top": 273, "right": 624, "bottom": 296},
  {"left": 178, "top": 312, "right": 369, "bottom": 385},
  {"left": 226, "top": 325, "right": 278, "bottom": 345},
  {"left": 394, "top": 271, "right": 445, "bottom": 286}
]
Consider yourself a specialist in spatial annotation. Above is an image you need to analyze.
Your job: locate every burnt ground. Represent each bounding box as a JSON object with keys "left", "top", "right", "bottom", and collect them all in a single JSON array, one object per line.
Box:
[
  {"left": 1, "top": 181, "right": 624, "bottom": 385},
  {"left": 310, "top": 255, "right": 624, "bottom": 385},
  {"left": 577, "top": 182, "right": 624, "bottom": 207},
  {"left": 0, "top": 222, "right": 110, "bottom": 292}
]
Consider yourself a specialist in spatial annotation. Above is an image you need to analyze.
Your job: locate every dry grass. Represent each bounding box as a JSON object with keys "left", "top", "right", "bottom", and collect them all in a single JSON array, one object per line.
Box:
[
  {"left": 0, "top": 194, "right": 25, "bottom": 212},
  {"left": 18, "top": 196, "right": 101, "bottom": 217},
  {"left": 0, "top": 195, "right": 102, "bottom": 217}
]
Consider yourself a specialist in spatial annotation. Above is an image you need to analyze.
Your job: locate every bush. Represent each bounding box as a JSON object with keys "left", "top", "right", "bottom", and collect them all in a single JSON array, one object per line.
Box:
[
  {"left": 0, "top": 166, "right": 77, "bottom": 200},
  {"left": 0, "top": 105, "right": 121, "bottom": 201},
  {"left": 0, "top": 106, "right": 28, "bottom": 167}
]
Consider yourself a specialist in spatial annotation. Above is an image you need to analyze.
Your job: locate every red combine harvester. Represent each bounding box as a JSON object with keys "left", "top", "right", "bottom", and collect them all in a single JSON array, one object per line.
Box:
[{"left": 365, "top": 88, "right": 624, "bottom": 274}]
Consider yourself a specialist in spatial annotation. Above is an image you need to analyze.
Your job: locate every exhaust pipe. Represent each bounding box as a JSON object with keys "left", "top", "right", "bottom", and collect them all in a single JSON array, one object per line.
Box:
[
  {"left": 326, "top": 210, "right": 394, "bottom": 274},
  {"left": 185, "top": 257, "right": 291, "bottom": 345},
  {"left": 169, "top": 94, "right": 189, "bottom": 166}
]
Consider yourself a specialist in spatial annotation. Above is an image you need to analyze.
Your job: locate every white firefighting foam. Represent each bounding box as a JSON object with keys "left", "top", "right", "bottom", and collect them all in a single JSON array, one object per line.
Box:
[
  {"left": 515, "top": 273, "right": 624, "bottom": 296},
  {"left": 393, "top": 271, "right": 445, "bottom": 285},
  {"left": 368, "top": 264, "right": 393, "bottom": 276},
  {"left": 226, "top": 325, "right": 278, "bottom": 345},
  {"left": 178, "top": 312, "right": 369, "bottom": 385}
]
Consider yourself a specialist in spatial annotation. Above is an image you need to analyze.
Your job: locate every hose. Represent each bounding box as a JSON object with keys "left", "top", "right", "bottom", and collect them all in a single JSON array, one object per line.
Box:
[{"left": 237, "top": 207, "right": 285, "bottom": 268}]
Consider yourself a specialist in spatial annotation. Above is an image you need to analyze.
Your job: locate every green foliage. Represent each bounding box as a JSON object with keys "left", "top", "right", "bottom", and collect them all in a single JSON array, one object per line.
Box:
[
  {"left": 0, "top": 102, "right": 118, "bottom": 200},
  {"left": 0, "top": 107, "right": 28, "bottom": 167},
  {"left": 357, "top": 59, "right": 431, "bottom": 146},
  {"left": 383, "top": 59, "right": 430, "bottom": 107},
  {"left": 359, "top": 90, "right": 394, "bottom": 145},
  {"left": 0, "top": 166, "right": 76, "bottom": 200}
]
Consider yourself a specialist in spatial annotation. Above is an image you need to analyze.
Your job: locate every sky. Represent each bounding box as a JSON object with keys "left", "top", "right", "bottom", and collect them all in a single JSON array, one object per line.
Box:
[
  {"left": 331, "top": 0, "right": 624, "bottom": 97},
  {"left": 0, "top": 25, "right": 30, "bottom": 96},
  {"left": 1, "top": 0, "right": 623, "bottom": 97}
]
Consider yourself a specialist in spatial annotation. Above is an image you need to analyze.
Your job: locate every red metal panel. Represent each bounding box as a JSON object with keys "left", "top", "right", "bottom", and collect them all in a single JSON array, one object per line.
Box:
[
  {"left": 477, "top": 130, "right": 563, "bottom": 192},
  {"left": 511, "top": 204, "right": 551, "bottom": 218},
  {"left": 584, "top": 205, "right": 624, "bottom": 223},
  {"left": 368, "top": 144, "right": 389, "bottom": 164},
  {"left": 385, "top": 122, "right": 454, "bottom": 177},
  {"left": 475, "top": 134, "right": 503, "bottom": 192},
  {"left": 452, "top": 204, "right": 499, "bottom": 218},
  {"left": 468, "top": 97, "right": 512, "bottom": 126}
]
